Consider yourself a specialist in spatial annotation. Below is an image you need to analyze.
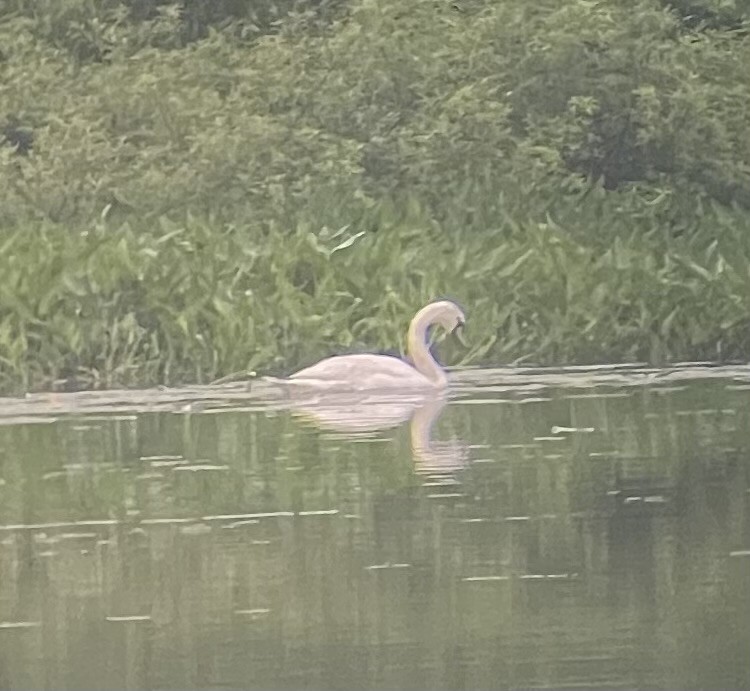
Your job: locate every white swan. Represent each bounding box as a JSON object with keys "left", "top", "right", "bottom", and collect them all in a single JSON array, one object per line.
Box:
[{"left": 284, "top": 300, "right": 466, "bottom": 393}]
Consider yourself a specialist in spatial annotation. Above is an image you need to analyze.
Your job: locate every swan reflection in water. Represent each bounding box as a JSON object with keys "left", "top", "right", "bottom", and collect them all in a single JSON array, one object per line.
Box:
[
  {"left": 287, "top": 393, "right": 469, "bottom": 477},
  {"left": 408, "top": 397, "right": 469, "bottom": 476}
]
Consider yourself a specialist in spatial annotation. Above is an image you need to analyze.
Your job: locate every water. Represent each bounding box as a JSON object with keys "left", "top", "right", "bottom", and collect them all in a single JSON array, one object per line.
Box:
[{"left": 0, "top": 365, "right": 749, "bottom": 690}]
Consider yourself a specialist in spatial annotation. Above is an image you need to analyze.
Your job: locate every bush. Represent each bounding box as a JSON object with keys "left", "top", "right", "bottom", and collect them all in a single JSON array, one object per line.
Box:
[
  {"left": 2, "top": 0, "right": 749, "bottom": 226},
  {"left": 0, "top": 0, "right": 350, "bottom": 58},
  {"left": 1, "top": 0, "right": 749, "bottom": 393}
]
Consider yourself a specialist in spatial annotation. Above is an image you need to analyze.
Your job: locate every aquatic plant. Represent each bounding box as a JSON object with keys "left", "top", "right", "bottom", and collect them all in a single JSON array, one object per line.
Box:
[{"left": 1, "top": 195, "right": 749, "bottom": 394}]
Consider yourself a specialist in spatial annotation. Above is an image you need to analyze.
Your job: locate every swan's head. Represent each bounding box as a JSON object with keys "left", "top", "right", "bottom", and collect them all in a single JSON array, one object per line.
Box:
[
  {"left": 432, "top": 300, "right": 465, "bottom": 334},
  {"left": 407, "top": 300, "right": 466, "bottom": 379},
  {"left": 413, "top": 300, "right": 465, "bottom": 336}
]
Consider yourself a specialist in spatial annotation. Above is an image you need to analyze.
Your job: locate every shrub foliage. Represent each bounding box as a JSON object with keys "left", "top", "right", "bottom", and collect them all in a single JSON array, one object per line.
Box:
[{"left": 0, "top": 0, "right": 749, "bottom": 392}]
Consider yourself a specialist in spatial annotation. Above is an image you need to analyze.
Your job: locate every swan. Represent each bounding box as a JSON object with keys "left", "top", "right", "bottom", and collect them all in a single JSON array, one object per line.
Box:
[{"left": 282, "top": 300, "right": 466, "bottom": 393}]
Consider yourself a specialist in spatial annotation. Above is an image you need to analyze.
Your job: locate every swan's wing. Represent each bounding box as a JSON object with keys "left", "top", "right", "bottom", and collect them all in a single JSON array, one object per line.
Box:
[{"left": 288, "top": 354, "right": 429, "bottom": 390}]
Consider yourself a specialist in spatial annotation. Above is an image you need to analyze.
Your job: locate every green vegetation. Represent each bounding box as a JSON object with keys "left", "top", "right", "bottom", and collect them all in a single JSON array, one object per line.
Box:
[{"left": 1, "top": 0, "right": 749, "bottom": 393}]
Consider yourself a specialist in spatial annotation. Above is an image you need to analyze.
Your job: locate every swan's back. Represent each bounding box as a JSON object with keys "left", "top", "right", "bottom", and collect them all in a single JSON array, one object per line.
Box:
[{"left": 288, "top": 353, "right": 434, "bottom": 392}]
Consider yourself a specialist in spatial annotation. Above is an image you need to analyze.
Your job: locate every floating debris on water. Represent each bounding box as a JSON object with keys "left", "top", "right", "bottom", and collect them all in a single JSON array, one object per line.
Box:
[
  {"left": 223, "top": 519, "right": 260, "bottom": 529},
  {"left": 42, "top": 471, "right": 71, "bottom": 481},
  {"left": 135, "top": 472, "right": 164, "bottom": 480},
  {"left": 0, "top": 519, "right": 118, "bottom": 532},
  {"left": 172, "top": 463, "right": 229, "bottom": 472},
  {"left": 565, "top": 392, "right": 631, "bottom": 399},
  {"left": 366, "top": 562, "right": 411, "bottom": 571},
  {"left": 235, "top": 609, "right": 271, "bottom": 619},
  {"left": 422, "top": 479, "right": 461, "bottom": 487}
]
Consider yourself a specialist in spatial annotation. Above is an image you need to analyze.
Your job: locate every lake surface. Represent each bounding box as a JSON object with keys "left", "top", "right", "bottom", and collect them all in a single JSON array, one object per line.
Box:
[{"left": 0, "top": 365, "right": 749, "bottom": 690}]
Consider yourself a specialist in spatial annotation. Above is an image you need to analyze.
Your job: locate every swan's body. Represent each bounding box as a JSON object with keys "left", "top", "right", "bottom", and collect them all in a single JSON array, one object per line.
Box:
[{"left": 284, "top": 300, "right": 465, "bottom": 393}]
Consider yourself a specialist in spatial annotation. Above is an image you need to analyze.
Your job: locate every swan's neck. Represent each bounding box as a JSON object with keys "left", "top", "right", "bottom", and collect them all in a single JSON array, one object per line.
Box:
[{"left": 407, "top": 305, "right": 448, "bottom": 387}]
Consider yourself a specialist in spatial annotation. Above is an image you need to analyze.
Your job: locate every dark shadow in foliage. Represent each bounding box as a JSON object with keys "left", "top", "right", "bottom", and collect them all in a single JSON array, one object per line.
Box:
[
  {"left": 2, "top": 0, "right": 352, "bottom": 59},
  {"left": 663, "top": 0, "right": 750, "bottom": 32},
  {"left": 1, "top": 115, "right": 34, "bottom": 156}
]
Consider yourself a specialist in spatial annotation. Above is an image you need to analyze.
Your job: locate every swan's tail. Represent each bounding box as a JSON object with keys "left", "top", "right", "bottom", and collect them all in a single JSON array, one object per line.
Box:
[
  {"left": 249, "top": 375, "right": 296, "bottom": 401},
  {"left": 251, "top": 375, "right": 337, "bottom": 405}
]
